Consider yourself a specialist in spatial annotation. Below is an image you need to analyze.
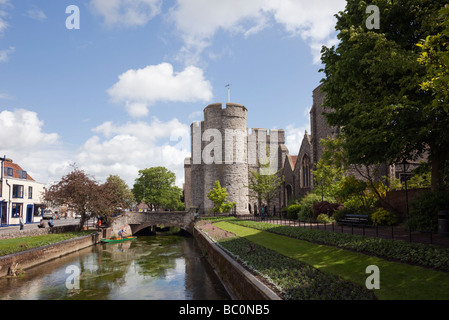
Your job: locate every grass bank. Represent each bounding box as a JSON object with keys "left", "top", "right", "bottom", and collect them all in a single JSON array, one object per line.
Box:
[
  {"left": 0, "top": 231, "right": 94, "bottom": 256},
  {"left": 211, "top": 220, "right": 449, "bottom": 300}
]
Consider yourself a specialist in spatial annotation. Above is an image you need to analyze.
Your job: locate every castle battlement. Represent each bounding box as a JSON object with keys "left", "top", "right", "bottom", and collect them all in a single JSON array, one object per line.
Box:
[{"left": 204, "top": 103, "right": 247, "bottom": 122}]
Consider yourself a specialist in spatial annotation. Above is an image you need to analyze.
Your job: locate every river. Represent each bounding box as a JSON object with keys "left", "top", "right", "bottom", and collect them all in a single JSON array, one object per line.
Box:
[{"left": 0, "top": 234, "right": 231, "bottom": 300}]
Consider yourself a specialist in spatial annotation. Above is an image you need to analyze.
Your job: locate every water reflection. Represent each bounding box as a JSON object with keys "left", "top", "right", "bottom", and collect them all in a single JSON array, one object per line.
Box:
[{"left": 0, "top": 235, "right": 230, "bottom": 300}]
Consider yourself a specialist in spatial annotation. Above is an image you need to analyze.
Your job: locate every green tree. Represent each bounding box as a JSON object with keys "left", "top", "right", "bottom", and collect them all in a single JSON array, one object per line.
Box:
[
  {"left": 417, "top": 5, "right": 449, "bottom": 111},
  {"left": 132, "top": 167, "right": 182, "bottom": 211},
  {"left": 247, "top": 164, "right": 284, "bottom": 213},
  {"left": 105, "top": 175, "right": 135, "bottom": 210},
  {"left": 417, "top": 4, "right": 449, "bottom": 188},
  {"left": 44, "top": 167, "right": 98, "bottom": 227},
  {"left": 313, "top": 159, "right": 344, "bottom": 202},
  {"left": 207, "top": 180, "right": 236, "bottom": 214},
  {"left": 320, "top": 0, "right": 448, "bottom": 191},
  {"left": 92, "top": 175, "right": 135, "bottom": 224}
]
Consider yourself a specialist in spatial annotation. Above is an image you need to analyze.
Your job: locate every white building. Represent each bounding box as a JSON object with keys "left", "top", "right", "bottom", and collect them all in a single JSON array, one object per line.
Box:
[{"left": 0, "top": 157, "right": 45, "bottom": 227}]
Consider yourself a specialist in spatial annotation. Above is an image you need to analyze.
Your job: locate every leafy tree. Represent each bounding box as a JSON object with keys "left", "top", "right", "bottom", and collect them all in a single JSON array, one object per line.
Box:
[
  {"left": 105, "top": 175, "right": 135, "bottom": 209},
  {"left": 132, "top": 167, "right": 182, "bottom": 211},
  {"left": 206, "top": 180, "right": 236, "bottom": 214},
  {"left": 417, "top": 4, "right": 449, "bottom": 111},
  {"left": 320, "top": 0, "right": 448, "bottom": 191},
  {"left": 247, "top": 163, "right": 284, "bottom": 214},
  {"left": 44, "top": 167, "right": 98, "bottom": 227},
  {"left": 92, "top": 175, "right": 135, "bottom": 224},
  {"left": 313, "top": 159, "right": 344, "bottom": 202},
  {"left": 416, "top": 4, "right": 449, "bottom": 188}
]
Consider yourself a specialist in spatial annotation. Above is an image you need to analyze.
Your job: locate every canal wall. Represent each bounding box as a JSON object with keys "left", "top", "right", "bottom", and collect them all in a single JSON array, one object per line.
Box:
[
  {"left": 193, "top": 226, "right": 281, "bottom": 300},
  {"left": 0, "top": 224, "right": 80, "bottom": 240},
  {"left": 0, "top": 232, "right": 102, "bottom": 278}
]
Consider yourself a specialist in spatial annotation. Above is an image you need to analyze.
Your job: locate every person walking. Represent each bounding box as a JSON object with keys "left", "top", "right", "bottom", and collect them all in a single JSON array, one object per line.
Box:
[{"left": 19, "top": 214, "right": 25, "bottom": 230}]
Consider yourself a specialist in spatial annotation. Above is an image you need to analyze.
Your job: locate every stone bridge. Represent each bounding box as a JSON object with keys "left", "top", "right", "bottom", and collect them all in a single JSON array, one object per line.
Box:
[{"left": 110, "top": 210, "right": 196, "bottom": 236}]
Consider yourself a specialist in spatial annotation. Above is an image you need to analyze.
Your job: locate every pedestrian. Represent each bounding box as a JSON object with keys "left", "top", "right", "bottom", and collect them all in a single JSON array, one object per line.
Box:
[
  {"left": 38, "top": 219, "right": 48, "bottom": 228},
  {"left": 19, "top": 214, "right": 25, "bottom": 230},
  {"left": 261, "top": 206, "right": 265, "bottom": 221},
  {"left": 48, "top": 218, "right": 54, "bottom": 228}
]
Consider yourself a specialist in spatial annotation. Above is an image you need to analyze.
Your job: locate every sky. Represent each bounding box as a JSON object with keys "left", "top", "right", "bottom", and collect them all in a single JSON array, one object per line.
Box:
[{"left": 0, "top": 0, "right": 347, "bottom": 188}]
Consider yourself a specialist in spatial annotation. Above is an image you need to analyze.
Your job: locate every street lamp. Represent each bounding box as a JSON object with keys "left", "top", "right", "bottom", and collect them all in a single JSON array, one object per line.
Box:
[{"left": 401, "top": 159, "right": 410, "bottom": 220}]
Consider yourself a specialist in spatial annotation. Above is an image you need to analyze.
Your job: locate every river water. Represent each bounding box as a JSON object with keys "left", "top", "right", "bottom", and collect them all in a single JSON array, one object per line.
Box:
[{"left": 0, "top": 235, "right": 231, "bottom": 300}]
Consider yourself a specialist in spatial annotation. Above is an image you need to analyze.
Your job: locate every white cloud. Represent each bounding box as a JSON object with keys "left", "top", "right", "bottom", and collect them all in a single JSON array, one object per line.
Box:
[
  {"left": 0, "top": 46, "right": 14, "bottom": 62},
  {"left": 0, "top": 108, "right": 191, "bottom": 188},
  {"left": 0, "top": 109, "right": 68, "bottom": 185},
  {"left": 169, "top": 0, "right": 346, "bottom": 64},
  {"left": 0, "top": 92, "right": 12, "bottom": 99},
  {"left": 25, "top": 7, "right": 47, "bottom": 22},
  {"left": 0, "top": 109, "right": 59, "bottom": 148},
  {"left": 285, "top": 123, "right": 310, "bottom": 156},
  {"left": 89, "top": 0, "right": 162, "bottom": 27},
  {"left": 108, "top": 63, "right": 213, "bottom": 118},
  {"left": 77, "top": 118, "right": 191, "bottom": 187},
  {"left": 0, "top": 0, "right": 10, "bottom": 35}
]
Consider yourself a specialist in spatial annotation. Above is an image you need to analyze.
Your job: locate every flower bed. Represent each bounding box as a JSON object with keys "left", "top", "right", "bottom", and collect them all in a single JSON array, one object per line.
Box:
[
  {"left": 197, "top": 220, "right": 376, "bottom": 300},
  {"left": 229, "top": 219, "right": 449, "bottom": 273}
]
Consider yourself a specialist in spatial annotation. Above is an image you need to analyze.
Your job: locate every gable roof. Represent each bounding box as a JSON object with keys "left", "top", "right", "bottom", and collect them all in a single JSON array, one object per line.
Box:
[
  {"left": 3, "top": 160, "right": 35, "bottom": 181},
  {"left": 290, "top": 155, "right": 298, "bottom": 167}
]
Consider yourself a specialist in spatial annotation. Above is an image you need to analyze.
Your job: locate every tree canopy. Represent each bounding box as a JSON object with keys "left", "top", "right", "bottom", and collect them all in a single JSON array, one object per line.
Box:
[
  {"left": 206, "top": 180, "right": 236, "bottom": 215},
  {"left": 44, "top": 169, "right": 133, "bottom": 226},
  {"left": 132, "top": 167, "right": 183, "bottom": 211},
  {"left": 320, "top": 0, "right": 448, "bottom": 190}
]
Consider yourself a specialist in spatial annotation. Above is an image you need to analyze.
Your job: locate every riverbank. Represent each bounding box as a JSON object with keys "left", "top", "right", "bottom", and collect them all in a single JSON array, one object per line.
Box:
[
  {"left": 0, "top": 231, "right": 102, "bottom": 278},
  {"left": 202, "top": 218, "right": 449, "bottom": 300}
]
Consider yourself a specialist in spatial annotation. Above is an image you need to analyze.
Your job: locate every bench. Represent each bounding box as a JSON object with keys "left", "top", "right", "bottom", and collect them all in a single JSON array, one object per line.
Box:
[{"left": 338, "top": 214, "right": 369, "bottom": 225}]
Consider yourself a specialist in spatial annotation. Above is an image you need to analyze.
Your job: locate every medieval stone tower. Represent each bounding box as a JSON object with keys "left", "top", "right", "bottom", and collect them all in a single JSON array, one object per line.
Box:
[{"left": 184, "top": 102, "right": 287, "bottom": 216}]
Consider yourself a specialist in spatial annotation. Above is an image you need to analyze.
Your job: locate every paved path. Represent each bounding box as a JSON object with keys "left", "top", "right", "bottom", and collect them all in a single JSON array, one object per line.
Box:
[{"left": 0, "top": 218, "right": 80, "bottom": 233}]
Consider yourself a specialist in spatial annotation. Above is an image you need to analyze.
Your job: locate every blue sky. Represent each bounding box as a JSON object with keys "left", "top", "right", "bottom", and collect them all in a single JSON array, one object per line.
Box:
[{"left": 0, "top": 0, "right": 346, "bottom": 187}]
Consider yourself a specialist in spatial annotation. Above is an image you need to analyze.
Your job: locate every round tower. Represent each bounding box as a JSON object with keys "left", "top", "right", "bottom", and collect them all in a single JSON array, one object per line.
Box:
[{"left": 202, "top": 103, "right": 249, "bottom": 215}]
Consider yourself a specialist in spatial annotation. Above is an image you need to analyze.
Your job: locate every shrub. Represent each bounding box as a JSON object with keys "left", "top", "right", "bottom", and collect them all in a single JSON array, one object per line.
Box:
[
  {"left": 333, "top": 206, "right": 361, "bottom": 221},
  {"left": 298, "top": 205, "right": 313, "bottom": 222},
  {"left": 312, "top": 201, "right": 342, "bottom": 220},
  {"left": 316, "top": 213, "right": 335, "bottom": 224},
  {"left": 297, "top": 193, "right": 330, "bottom": 222},
  {"left": 406, "top": 189, "right": 449, "bottom": 231},
  {"left": 371, "top": 208, "right": 398, "bottom": 226},
  {"left": 286, "top": 204, "right": 302, "bottom": 220}
]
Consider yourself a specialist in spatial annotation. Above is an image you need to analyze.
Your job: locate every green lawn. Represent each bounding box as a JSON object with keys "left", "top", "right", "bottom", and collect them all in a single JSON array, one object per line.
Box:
[
  {"left": 0, "top": 231, "right": 93, "bottom": 256},
  {"left": 214, "top": 221, "right": 449, "bottom": 300}
]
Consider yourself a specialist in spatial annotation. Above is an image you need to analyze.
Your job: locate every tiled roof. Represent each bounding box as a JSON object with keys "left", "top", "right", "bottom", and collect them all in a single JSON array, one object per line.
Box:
[
  {"left": 290, "top": 155, "right": 298, "bottom": 167},
  {"left": 3, "top": 160, "right": 35, "bottom": 181}
]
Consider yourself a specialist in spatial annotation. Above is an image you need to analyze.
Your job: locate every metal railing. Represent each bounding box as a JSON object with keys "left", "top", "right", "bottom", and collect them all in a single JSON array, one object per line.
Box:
[{"left": 240, "top": 214, "right": 448, "bottom": 247}]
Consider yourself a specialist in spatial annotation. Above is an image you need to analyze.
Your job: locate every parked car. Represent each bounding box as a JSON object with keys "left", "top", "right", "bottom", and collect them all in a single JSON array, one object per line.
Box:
[{"left": 43, "top": 209, "right": 55, "bottom": 220}]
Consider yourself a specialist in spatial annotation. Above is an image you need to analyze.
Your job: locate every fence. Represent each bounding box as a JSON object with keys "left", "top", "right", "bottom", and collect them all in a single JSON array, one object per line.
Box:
[{"left": 239, "top": 214, "right": 449, "bottom": 248}]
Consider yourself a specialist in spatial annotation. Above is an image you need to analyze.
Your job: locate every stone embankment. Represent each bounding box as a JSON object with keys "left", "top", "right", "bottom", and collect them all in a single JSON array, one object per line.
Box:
[
  {"left": 0, "top": 227, "right": 103, "bottom": 278},
  {"left": 193, "top": 226, "right": 281, "bottom": 300}
]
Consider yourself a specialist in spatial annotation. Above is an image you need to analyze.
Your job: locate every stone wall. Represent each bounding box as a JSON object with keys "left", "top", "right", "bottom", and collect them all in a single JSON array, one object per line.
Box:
[
  {"left": 193, "top": 226, "right": 281, "bottom": 300},
  {"left": 382, "top": 188, "right": 430, "bottom": 219},
  {"left": 310, "top": 84, "right": 339, "bottom": 168},
  {"left": 0, "top": 232, "right": 101, "bottom": 278},
  {"left": 110, "top": 211, "right": 195, "bottom": 236},
  {"left": 0, "top": 224, "right": 79, "bottom": 240}
]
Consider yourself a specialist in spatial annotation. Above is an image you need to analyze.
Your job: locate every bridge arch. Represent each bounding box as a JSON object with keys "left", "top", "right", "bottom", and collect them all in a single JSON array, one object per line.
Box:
[{"left": 110, "top": 211, "right": 196, "bottom": 237}]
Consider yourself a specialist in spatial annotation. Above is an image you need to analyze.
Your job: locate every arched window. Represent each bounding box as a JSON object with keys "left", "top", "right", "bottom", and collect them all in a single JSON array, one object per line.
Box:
[
  {"left": 286, "top": 184, "right": 293, "bottom": 204},
  {"left": 302, "top": 155, "right": 311, "bottom": 188}
]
